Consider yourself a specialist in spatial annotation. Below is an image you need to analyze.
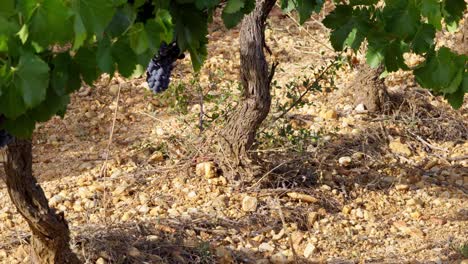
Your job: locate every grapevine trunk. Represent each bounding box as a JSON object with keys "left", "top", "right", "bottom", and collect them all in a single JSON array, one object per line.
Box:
[
  {"left": 4, "top": 139, "right": 79, "bottom": 264},
  {"left": 218, "top": 0, "right": 277, "bottom": 179},
  {"left": 351, "top": 64, "right": 390, "bottom": 112}
]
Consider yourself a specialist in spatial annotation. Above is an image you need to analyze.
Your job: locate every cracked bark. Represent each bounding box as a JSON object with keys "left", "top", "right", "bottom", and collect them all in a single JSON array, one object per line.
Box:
[
  {"left": 5, "top": 138, "right": 79, "bottom": 264},
  {"left": 218, "top": 0, "right": 277, "bottom": 180}
]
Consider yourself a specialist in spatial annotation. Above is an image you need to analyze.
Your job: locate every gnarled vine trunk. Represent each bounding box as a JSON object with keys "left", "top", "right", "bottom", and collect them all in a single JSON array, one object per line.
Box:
[
  {"left": 218, "top": 0, "right": 277, "bottom": 179},
  {"left": 351, "top": 63, "right": 390, "bottom": 113},
  {"left": 5, "top": 139, "right": 79, "bottom": 264}
]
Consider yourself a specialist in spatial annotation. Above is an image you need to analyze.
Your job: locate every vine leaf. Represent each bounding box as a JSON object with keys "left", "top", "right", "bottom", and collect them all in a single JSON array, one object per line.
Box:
[
  {"left": 13, "top": 52, "right": 49, "bottom": 110},
  {"left": 71, "top": 0, "right": 116, "bottom": 38}
]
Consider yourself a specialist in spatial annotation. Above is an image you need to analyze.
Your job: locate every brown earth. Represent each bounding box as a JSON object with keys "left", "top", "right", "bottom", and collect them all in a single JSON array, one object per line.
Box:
[{"left": 0, "top": 7, "right": 467, "bottom": 264}]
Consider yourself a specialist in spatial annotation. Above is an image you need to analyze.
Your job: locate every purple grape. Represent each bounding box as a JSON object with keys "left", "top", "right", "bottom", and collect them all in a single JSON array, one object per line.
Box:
[{"left": 146, "top": 41, "right": 184, "bottom": 93}]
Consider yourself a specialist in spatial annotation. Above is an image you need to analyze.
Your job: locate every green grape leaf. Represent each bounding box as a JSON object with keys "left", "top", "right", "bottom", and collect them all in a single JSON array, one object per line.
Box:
[
  {"left": 444, "top": 84, "right": 464, "bottom": 109},
  {"left": 280, "top": 0, "right": 295, "bottom": 12},
  {"left": 195, "top": 0, "right": 220, "bottom": 9},
  {"left": 106, "top": 5, "right": 136, "bottom": 38},
  {"left": 97, "top": 36, "right": 115, "bottom": 74},
  {"left": 323, "top": 6, "right": 370, "bottom": 51},
  {"left": 0, "top": 65, "right": 28, "bottom": 119},
  {"left": 74, "top": 46, "right": 99, "bottom": 85},
  {"left": 0, "top": 17, "right": 19, "bottom": 51},
  {"left": 221, "top": 0, "right": 254, "bottom": 29},
  {"left": 384, "top": 40, "right": 408, "bottom": 72},
  {"left": 0, "top": 0, "right": 15, "bottom": 18},
  {"left": 383, "top": 0, "right": 420, "bottom": 39},
  {"left": 296, "top": 0, "right": 321, "bottom": 24},
  {"left": 17, "top": 24, "right": 29, "bottom": 44},
  {"left": 26, "top": 0, "right": 73, "bottom": 47},
  {"left": 350, "top": 0, "right": 378, "bottom": 5},
  {"left": 414, "top": 47, "right": 466, "bottom": 94},
  {"left": 112, "top": 38, "right": 138, "bottom": 78},
  {"left": 128, "top": 23, "right": 149, "bottom": 54},
  {"left": 442, "top": 0, "right": 466, "bottom": 32},
  {"left": 411, "top": 24, "right": 435, "bottom": 54},
  {"left": 71, "top": 0, "right": 116, "bottom": 37},
  {"left": 29, "top": 89, "right": 70, "bottom": 122},
  {"left": 72, "top": 13, "right": 87, "bottom": 50},
  {"left": 145, "top": 9, "right": 173, "bottom": 52},
  {"left": 17, "top": 0, "right": 37, "bottom": 20},
  {"left": 1, "top": 114, "right": 35, "bottom": 138},
  {"left": 224, "top": 0, "right": 245, "bottom": 14},
  {"left": 421, "top": 0, "right": 442, "bottom": 30},
  {"left": 51, "top": 53, "right": 81, "bottom": 96},
  {"left": 172, "top": 3, "right": 208, "bottom": 71},
  {"left": 13, "top": 52, "right": 49, "bottom": 109}
]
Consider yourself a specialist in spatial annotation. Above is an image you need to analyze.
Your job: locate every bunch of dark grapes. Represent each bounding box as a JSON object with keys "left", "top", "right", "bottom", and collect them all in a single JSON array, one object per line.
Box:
[
  {"left": 0, "top": 130, "right": 13, "bottom": 148},
  {"left": 146, "top": 42, "right": 185, "bottom": 93},
  {"left": 0, "top": 115, "right": 13, "bottom": 148}
]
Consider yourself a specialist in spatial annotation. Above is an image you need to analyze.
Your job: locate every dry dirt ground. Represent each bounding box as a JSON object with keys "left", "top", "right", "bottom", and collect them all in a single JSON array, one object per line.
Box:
[{"left": 0, "top": 7, "right": 467, "bottom": 264}]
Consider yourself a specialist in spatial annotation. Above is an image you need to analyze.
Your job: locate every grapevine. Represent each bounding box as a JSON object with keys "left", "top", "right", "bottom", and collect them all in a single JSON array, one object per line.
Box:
[
  {"left": 0, "top": 115, "right": 13, "bottom": 148},
  {"left": 146, "top": 41, "right": 185, "bottom": 93}
]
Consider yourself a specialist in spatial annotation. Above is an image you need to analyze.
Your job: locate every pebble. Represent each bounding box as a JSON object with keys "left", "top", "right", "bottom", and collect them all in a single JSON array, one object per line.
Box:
[
  {"left": 109, "top": 84, "right": 119, "bottom": 95},
  {"left": 307, "top": 212, "right": 318, "bottom": 226},
  {"left": 95, "top": 257, "right": 106, "bottom": 264},
  {"left": 303, "top": 243, "right": 316, "bottom": 258},
  {"left": 270, "top": 252, "right": 288, "bottom": 264},
  {"left": 49, "top": 194, "right": 65, "bottom": 206},
  {"left": 320, "top": 109, "right": 338, "bottom": 120},
  {"left": 127, "top": 246, "right": 141, "bottom": 257},
  {"left": 338, "top": 156, "right": 352, "bottom": 166},
  {"left": 354, "top": 103, "right": 366, "bottom": 113},
  {"left": 258, "top": 243, "right": 275, "bottom": 252},
  {"left": 389, "top": 139, "right": 412, "bottom": 157},
  {"left": 195, "top": 162, "right": 218, "bottom": 179},
  {"left": 395, "top": 184, "right": 410, "bottom": 191},
  {"left": 241, "top": 196, "right": 258, "bottom": 212}
]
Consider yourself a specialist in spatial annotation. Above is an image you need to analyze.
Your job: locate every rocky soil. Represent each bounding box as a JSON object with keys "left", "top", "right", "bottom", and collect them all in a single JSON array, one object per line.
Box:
[{"left": 0, "top": 7, "right": 467, "bottom": 264}]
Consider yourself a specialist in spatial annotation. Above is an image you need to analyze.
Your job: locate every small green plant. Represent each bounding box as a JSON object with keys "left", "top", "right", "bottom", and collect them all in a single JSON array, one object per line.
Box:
[{"left": 460, "top": 242, "right": 468, "bottom": 258}]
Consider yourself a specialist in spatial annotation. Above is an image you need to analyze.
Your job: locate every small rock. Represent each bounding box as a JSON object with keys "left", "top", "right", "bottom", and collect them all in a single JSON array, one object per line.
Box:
[
  {"left": 395, "top": 184, "right": 409, "bottom": 191},
  {"left": 138, "top": 205, "right": 150, "bottom": 214},
  {"left": 410, "top": 211, "right": 421, "bottom": 219},
  {"left": 307, "top": 212, "right": 319, "bottom": 226},
  {"left": 351, "top": 152, "right": 364, "bottom": 160},
  {"left": 272, "top": 228, "right": 285, "bottom": 240},
  {"left": 342, "top": 205, "right": 352, "bottom": 215},
  {"left": 270, "top": 252, "right": 288, "bottom": 264},
  {"left": 187, "top": 191, "right": 197, "bottom": 200},
  {"left": 195, "top": 162, "right": 218, "bottom": 179},
  {"left": 303, "top": 243, "right": 316, "bottom": 258},
  {"left": 109, "top": 84, "right": 119, "bottom": 95},
  {"left": 354, "top": 208, "right": 364, "bottom": 219},
  {"left": 95, "top": 257, "right": 107, "bottom": 264},
  {"left": 354, "top": 103, "right": 367, "bottom": 113},
  {"left": 320, "top": 109, "right": 338, "bottom": 120},
  {"left": 287, "top": 192, "right": 317, "bottom": 203},
  {"left": 138, "top": 193, "right": 150, "bottom": 205},
  {"left": 338, "top": 156, "right": 352, "bottom": 166},
  {"left": 215, "top": 247, "right": 234, "bottom": 264},
  {"left": 49, "top": 194, "right": 65, "bottom": 206},
  {"left": 242, "top": 196, "right": 258, "bottom": 212},
  {"left": 121, "top": 212, "right": 132, "bottom": 221},
  {"left": 148, "top": 151, "right": 164, "bottom": 162},
  {"left": 389, "top": 139, "right": 412, "bottom": 157},
  {"left": 127, "top": 247, "right": 141, "bottom": 257},
  {"left": 406, "top": 198, "right": 424, "bottom": 207},
  {"left": 428, "top": 217, "right": 446, "bottom": 226},
  {"left": 258, "top": 243, "right": 275, "bottom": 252}
]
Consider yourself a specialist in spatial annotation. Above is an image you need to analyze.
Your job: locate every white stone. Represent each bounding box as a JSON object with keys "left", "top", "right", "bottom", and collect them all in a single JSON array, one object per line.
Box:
[{"left": 303, "top": 243, "right": 316, "bottom": 258}]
